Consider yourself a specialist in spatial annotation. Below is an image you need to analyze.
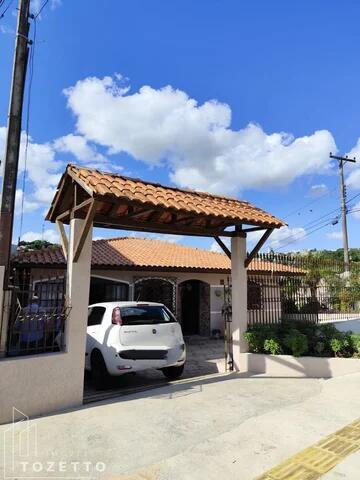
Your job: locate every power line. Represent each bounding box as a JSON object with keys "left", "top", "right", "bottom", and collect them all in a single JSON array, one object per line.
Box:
[
  {"left": 33, "top": 0, "right": 49, "bottom": 19},
  {"left": 0, "top": 0, "right": 15, "bottom": 19},
  {"left": 273, "top": 186, "right": 360, "bottom": 251},
  {"left": 274, "top": 219, "right": 336, "bottom": 251},
  {"left": 18, "top": 16, "right": 36, "bottom": 243},
  {"left": 282, "top": 185, "right": 337, "bottom": 220},
  {"left": 272, "top": 207, "right": 340, "bottom": 250}
]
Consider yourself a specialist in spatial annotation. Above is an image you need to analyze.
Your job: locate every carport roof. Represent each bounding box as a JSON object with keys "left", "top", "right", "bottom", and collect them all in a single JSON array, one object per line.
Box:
[{"left": 46, "top": 165, "right": 285, "bottom": 237}]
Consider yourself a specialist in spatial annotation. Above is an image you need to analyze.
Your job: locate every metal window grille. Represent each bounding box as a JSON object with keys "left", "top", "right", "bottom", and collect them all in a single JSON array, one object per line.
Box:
[{"left": 6, "top": 271, "right": 70, "bottom": 357}]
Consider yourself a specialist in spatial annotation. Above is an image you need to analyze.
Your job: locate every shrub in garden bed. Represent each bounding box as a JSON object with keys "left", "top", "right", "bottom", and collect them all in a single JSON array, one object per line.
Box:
[{"left": 244, "top": 321, "right": 360, "bottom": 358}]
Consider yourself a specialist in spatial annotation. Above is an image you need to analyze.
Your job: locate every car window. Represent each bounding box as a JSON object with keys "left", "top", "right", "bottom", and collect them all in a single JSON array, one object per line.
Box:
[
  {"left": 120, "top": 305, "right": 176, "bottom": 325},
  {"left": 87, "top": 306, "right": 106, "bottom": 326}
]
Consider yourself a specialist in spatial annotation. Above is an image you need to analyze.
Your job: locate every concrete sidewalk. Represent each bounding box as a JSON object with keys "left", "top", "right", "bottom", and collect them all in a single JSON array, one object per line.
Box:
[{"left": 1, "top": 372, "right": 360, "bottom": 479}]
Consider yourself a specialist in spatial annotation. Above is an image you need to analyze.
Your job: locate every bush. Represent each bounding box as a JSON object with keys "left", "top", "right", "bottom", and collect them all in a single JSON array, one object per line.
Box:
[
  {"left": 243, "top": 330, "right": 265, "bottom": 353},
  {"left": 244, "top": 320, "right": 359, "bottom": 358},
  {"left": 314, "top": 341, "right": 325, "bottom": 355},
  {"left": 330, "top": 338, "right": 347, "bottom": 357},
  {"left": 264, "top": 338, "right": 282, "bottom": 355},
  {"left": 283, "top": 329, "right": 308, "bottom": 357},
  {"left": 351, "top": 334, "right": 360, "bottom": 353}
]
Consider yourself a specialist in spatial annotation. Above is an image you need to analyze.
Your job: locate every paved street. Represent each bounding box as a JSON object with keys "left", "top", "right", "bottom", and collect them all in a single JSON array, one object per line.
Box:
[{"left": 2, "top": 371, "right": 360, "bottom": 479}]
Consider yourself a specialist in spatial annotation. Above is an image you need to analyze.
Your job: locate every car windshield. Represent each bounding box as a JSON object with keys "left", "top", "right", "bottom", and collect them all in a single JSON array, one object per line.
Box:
[{"left": 119, "top": 305, "right": 176, "bottom": 325}]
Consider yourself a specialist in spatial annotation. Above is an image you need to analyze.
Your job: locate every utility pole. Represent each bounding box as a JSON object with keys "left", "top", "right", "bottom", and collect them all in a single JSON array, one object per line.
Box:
[
  {"left": 0, "top": 0, "right": 31, "bottom": 288},
  {"left": 330, "top": 153, "right": 356, "bottom": 272}
]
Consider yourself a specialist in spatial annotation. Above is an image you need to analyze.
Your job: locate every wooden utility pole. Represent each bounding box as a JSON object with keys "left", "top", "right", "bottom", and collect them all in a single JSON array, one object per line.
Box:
[
  {"left": 0, "top": 0, "right": 31, "bottom": 287},
  {"left": 330, "top": 153, "right": 356, "bottom": 272}
]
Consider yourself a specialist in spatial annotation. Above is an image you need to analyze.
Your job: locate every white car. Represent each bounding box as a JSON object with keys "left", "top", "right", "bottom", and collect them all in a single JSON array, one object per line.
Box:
[{"left": 85, "top": 301, "right": 186, "bottom": 388}]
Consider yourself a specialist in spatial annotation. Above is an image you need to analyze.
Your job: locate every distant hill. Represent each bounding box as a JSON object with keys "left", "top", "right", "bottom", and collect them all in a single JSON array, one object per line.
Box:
[{"left": 288, "top": 248, "right": 360, "bottom": 262}]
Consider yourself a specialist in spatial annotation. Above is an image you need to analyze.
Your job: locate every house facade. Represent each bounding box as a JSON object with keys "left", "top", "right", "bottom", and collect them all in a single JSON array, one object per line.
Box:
[{"left": 12, "top": 236, "right": 295, "bottom": 336}]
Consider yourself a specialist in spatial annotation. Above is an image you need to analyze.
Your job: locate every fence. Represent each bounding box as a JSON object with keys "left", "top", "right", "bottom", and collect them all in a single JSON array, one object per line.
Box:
[
  {"left": 247, "top": 253, "right": 360, "bottom": 326},
  {"left": 5, "top": 269, "right": 69, "bottom": 357}
]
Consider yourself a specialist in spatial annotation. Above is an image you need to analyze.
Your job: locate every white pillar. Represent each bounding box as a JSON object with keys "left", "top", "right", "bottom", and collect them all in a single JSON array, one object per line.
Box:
[
  {"left": 65, "top": 218, "right": 93, "bottom": 399},
  {"left": 0, "top": 265, "right": 7, "bottom": 356},
  {"left": 231, "top": 235, "right": 248, "bottom": 371}
]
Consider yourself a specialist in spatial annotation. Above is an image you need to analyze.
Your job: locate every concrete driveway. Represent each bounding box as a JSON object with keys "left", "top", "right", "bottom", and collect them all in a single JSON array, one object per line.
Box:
[
  {"left": 2, "top": 371, "right": 360, "bottom": 479},
  {"left": 84, "top": 336, "right": 225, "bottom": 402}
]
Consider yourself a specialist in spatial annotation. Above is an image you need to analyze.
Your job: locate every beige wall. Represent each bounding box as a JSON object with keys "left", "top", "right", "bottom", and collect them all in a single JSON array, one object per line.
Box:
[
  {"left": 0, "top": 219, "right": 93, "bottom": 425},
  {"left": 240, "top": 353, "right": 360, "bottom": 378},
  {"left": 29, "top": 267, "right": 230, "bottom": 335}
]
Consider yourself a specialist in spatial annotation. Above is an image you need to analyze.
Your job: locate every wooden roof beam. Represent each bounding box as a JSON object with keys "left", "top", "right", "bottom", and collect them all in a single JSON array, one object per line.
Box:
[{"left": 244, "top": 228, "right": 274, "bottom": 268}]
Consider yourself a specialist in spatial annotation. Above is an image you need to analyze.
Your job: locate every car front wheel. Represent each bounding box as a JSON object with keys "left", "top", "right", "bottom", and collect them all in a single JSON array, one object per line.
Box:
[{"left": 161, "top": 364, "right": 184, "bottom": 380}]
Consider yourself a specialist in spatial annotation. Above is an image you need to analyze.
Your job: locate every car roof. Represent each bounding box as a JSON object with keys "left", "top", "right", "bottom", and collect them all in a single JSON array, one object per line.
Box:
[{"left": 88, "top": 301, "right": 165, "bottom": 308}]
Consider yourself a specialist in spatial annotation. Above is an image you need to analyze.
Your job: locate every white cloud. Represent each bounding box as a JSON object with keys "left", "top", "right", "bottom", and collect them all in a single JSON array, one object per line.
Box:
[
  {"left": 21, "top": 228, "right": 59, "bottom": 243},
  {"left": 14, "top": 189, "right": 40, "bottom": 215},
  {"left": 64, "top": 74, "right": 337, "bottom": 195},
  {"left": 326, "top": 231, "right": 342, "bottom": 240},
  {"left": 0, "top": 25, "right": 14, "bottom": 35},
  {"left": 53, "top": 133, "right": 105, "bottom": 163},
  {"left": 30, "top": 0, "right": 61, "bottom": 16},
  {"left": 308, "top": 184, "right": 328, "bottom": 198},
  {"left": 344, "top": 140, "right": 360, "bottom": 189},
  {"left": 0, "top": 127, "right": 62, "bottom": 211},
  {"left": 350, "top": 201, "right": 360, "bottom": 220},
  {"left": 0, "top": 128, "right": 115, "bottom": 214}
]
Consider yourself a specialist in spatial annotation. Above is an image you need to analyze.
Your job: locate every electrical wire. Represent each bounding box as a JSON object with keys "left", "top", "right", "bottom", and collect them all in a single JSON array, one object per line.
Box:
[
  {"left": 274, "top": 218, "right": 336, "bottom": 252},
  {"left": 282, "top": 185, "right": 338, "bottom": 220},
  {"left": 0, "top": 0, "right": 15, "bottom": 19},
  {"left": 273, "top": 187, "right": 360, "bottom": 251},
  {"left": 34, "top": 0, "right": 49, "bottom": 19},
  {"left": 272, "top": 206, "right": 341, "bottom": 250},
  {"left": 18, "top": 15, "right": 36, "bottom": 243}
]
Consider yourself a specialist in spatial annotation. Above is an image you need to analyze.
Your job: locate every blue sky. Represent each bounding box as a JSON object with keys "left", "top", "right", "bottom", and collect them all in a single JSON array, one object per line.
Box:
[{"left": 1, "top": 0, "right": 360, "bottom": 252}]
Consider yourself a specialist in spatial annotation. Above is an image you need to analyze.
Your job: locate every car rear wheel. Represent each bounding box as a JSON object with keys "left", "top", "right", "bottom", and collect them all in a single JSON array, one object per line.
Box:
[
  {"left": 161, "top": 364, "right": 184, "bottom": 380},
  {"left": 91, "top": 350, "right": 111, "bottom": 390}
]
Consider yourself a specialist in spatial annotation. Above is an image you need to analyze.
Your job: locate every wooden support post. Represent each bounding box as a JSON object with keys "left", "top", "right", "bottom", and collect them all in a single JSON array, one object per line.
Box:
[
  {"left": 56, "top": 220, "right": 68, "bottom": 260},
  {"left": 244, "top": 228, "right": 274, "bottom": 268},
  {"left": 73, "top": 200, "right": 97, "bottom": 263},
  {"left": 213, "top": 236, "right": 231, "bottom": 259}
]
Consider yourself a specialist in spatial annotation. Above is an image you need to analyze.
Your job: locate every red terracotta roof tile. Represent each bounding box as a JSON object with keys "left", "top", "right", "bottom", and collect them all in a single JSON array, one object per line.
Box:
[
  {"left": 57, "top": 165, "right": 285, "bottom": 228},
  {"left": 12, "top": 237, "right": 302, "bottom": 274}
]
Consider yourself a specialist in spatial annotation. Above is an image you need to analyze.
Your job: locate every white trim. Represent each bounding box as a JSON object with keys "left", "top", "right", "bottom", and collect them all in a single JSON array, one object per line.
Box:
[
  {"left": 134, "top": 276, "right": 176, "bottom": 286},
  {"left": 210, "top": 311, "right": 222, "bottom": 314},
  {"left": 33, "top": 276, "right": 64, "bottom": 285},
  {"left": 90, "top": 274, "right": 131, "bottom": 286},
  {"left": 177, "top": 279, "right": 211, "bottom": 286},
  {"left": 34, "top": 275, "right": 131, "bottom": 287}
]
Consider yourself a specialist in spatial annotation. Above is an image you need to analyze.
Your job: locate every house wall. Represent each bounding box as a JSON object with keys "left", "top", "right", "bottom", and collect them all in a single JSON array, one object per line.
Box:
[
  {"left": 26, "top": 267, "right": 284, "bottom": 333},
  {"left": 28, "top": 268, "right": 230, "bottom": 335}
]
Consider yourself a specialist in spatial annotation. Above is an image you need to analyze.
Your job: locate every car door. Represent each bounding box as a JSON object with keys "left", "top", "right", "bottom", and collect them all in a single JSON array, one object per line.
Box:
[{"left": 85, "top": 306, "right": 106, "bottom": 369}]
